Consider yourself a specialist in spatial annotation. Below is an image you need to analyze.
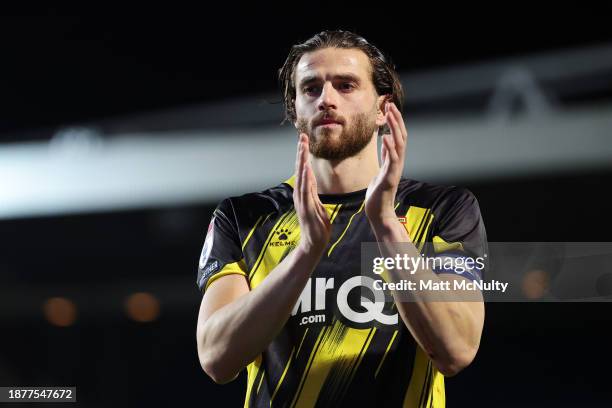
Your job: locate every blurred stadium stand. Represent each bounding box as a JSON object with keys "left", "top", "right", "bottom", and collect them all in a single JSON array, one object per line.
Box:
[{"left": 1, "top": 43, "right": 611, "bottom": 219}]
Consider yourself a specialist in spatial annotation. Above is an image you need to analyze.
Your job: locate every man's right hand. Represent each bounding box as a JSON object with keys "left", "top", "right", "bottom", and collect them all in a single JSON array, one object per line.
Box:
[
  {"left": 293, "top": 133, "right": 331, "bottom": 254},
  {"left": 197, "top": 133, "right": 332, "bottom": 383}
]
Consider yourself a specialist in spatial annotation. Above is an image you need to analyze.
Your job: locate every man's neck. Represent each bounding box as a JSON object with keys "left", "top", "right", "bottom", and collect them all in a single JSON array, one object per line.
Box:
[{"left": 310, "top": 136, "right": 380, "bottom": 194}]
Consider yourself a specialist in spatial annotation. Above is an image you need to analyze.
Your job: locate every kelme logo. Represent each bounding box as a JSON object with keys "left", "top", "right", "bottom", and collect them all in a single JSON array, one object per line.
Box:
[{"left": 269, "top": 227, "right": 297, "bottom": 247}]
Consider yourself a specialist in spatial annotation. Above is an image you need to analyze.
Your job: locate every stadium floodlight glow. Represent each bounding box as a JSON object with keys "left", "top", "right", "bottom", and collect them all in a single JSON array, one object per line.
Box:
[{"left": 1, "top": 105, "right": 611, "bottom": 220}]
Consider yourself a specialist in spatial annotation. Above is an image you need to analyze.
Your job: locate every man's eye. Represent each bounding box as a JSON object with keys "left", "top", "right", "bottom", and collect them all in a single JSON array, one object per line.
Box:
[
  {"left": 304, "top": 86, "right": 320, "bottom": 94},
  {"left": 340, "top": 83, "right": 355, "bottom": 91}
]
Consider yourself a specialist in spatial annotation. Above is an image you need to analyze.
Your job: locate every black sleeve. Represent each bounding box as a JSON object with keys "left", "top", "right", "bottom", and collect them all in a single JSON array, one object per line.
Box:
[
  {"left": 429, "top": 188, "right": 488, "bottom": 281},
  {"left": 196, "top": 198, "right": 247, "bottom": 294}
]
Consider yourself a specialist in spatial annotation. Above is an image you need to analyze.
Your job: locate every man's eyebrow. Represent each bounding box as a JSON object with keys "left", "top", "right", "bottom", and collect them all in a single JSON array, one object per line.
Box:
[
  {"left": 333, "top": 74, "right": 361, "bottom": 84},
  {"left": 297, "top": 73, "right": 362, "bottom": 88},
  {"left": 297, "top": 75, "right": 321, "bottom": 88}
]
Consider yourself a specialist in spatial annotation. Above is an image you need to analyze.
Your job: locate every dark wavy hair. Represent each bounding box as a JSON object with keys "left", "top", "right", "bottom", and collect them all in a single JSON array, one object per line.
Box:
[{"left": 278, "top": 30, "right": 404, "bottom": 131}]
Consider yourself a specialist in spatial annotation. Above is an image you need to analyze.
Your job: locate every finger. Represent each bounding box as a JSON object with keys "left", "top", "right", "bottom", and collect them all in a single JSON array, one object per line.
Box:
[
  {"left": 309, "top": 166, "right": 319, "bottom": 204},
  {"left": 308, "top": 165, "right": 328, "bottom": 222},
  {"left": 295, "top": 134, "right": 306, "bottom": 193},
  {"left": 390, "top": 103, "right": 408, "bottom": 143},
  {"left": 383, "top": 132, "right": 398, "bottom": 161},
  {"left": 386, "top": 108, "right": 404, "bottom": 154},
  {"left": 380, "top": 140, "right": 392, "bottom": 177},
  {"left": 298, "top": 133, "right": 307, "bottom": 170},
  {"left": 314, "top": 199, "right": 329, "bottom": 227},
  {"left": 300, "top": 135, "right": 311, "bottom": 198},
  {"left": 306, "top": 163, "right": 324, "bottom": 219},
  {"left": 304, "top": 162, "right": 328, "bottom": 223},
  {"left": 381, "top": 138, "right": 396, "bottom": 181},
  {"left": 301, "top": 158, "right": 311, "bottom": 210},
  {"left": 302, "top": 140, "right": 315, "bottom": 209},
  {"left": 317, "top": 203, "right": 331, "bottom": 228},
  {"left": 386, "top": 111, "right": 406, "bottom": 166},
  {"left": 381, "top": 135, "right": 388, "bottom": 164},
  {"left": 383, "top": 133, "right": 399, "bottom": 164},
  {"left": 306, "top": 160, "right": 317, "bottom": 200},
  {"left": 308, "top": 157, "right": 318, "bottom": 191}
]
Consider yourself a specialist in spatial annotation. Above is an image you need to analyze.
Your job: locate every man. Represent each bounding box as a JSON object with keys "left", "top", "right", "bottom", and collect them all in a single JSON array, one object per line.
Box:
[{"left": 196, "top": 30, "right": 487, "bottom": 407}]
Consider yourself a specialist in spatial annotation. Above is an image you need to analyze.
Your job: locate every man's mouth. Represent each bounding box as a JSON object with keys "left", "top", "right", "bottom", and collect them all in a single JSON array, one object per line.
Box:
[{"left": 316, "top": 119, "right": 342, "bottom": 126}]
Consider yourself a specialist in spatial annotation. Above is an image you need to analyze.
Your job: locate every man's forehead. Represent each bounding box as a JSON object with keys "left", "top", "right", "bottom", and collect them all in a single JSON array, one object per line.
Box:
[{"left": 295, "top": 47, "right": 371, "bottom": 80}]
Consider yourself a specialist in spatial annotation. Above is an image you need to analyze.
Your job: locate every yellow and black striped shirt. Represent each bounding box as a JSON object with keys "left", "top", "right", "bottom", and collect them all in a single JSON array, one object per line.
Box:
[{"left": 197, "top": 176, "right": 487, "bottom": 408}]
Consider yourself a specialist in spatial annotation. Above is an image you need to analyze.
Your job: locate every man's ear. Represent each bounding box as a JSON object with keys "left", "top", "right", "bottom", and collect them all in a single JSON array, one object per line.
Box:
[{"left": 375, "top": 94, "right": 389, "bottom": 127}]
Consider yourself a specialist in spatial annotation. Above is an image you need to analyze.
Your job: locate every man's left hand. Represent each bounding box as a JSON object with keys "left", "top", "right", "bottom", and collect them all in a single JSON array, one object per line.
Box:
[{"left": 365, "top": 102, "right": 408, "bottom": 225}]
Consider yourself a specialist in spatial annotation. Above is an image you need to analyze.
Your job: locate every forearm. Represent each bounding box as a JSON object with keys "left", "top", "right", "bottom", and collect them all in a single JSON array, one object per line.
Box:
[
  {"left": 197, "top": 245, "right": 322, "bottom": 382},
  {"left": 370, "top": 218, "right": 484, "bottom": 376}
]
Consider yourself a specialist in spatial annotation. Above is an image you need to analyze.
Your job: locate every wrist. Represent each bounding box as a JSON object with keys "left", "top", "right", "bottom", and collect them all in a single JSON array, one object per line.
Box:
[
  {"left": 366, "top": 210, "right": 399, "bottom": 229},
  {"left": 365, "top": 202, "right": 396, "bottom": 223},
  {"left": 295, "top": 241, "right": 327, "bottom": 263},
  {"left": 368, "top": 217, "right": 408, "bottom": 241}
]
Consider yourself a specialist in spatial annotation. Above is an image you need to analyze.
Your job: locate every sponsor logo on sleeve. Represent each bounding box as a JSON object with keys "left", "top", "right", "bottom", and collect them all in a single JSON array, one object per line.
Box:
[
  {"left": 199, "top": 217, "right": 216, "bottom": 270},
  {"left": 198, "top": 260, "right": 220, "bottom": 288}
]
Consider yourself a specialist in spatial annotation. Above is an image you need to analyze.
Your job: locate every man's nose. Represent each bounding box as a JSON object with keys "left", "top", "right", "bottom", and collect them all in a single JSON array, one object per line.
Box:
[{"left": 317, "top": 82, "right": 338, "bottom": 111}]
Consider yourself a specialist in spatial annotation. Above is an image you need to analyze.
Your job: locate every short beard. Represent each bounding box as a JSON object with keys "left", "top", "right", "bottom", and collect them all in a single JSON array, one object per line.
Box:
[{"left": 296, "top": 112, "right": 379, "bottom": 161}]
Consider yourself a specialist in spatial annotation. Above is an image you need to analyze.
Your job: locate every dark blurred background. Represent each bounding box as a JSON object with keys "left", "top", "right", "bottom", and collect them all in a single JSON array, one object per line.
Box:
[{"left": 1, "top": 8, "right": 611, "bottom": 407}]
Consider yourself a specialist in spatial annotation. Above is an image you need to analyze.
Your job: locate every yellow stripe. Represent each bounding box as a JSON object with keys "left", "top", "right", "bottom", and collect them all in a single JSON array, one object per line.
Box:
[
  {"left": 421, "top": 365, "right": 445, "bottom": 407},
  {"left": 248, "top": 210, "right": 295, "bottom": 281},
  {"left": 431, "top": 369, "right": 445, "bottom": 407},
  {"left": 243, "top": 355, "right": 263, "bottom": 408},
  {"left": 242, "top": 214, "right": 266, "bottom": 251},
  {"left": 284, "top": 175, "right": 296, "bottom": 188},
  {"left": 204, "top": 259, "right": 247, "bottom": 291},
  {"left": 250, "top": 211, "right": 299, "bottom": 288},
  {"left": 256, "top": 372, "right": 265, "bottom": 394},
  {"left": 289, "top": 326, "right": 328, "bottom": 408},
  {"left": 270, "top": 347, "right": 296, "bottom": 404},
  {"left": 432, "top": 235, "right": 464, "bottom": 253},
  {"left": 374, "top": 330, "right": 398, "bottom": 378},
  {"left": 415, "top": 211, "right": 434, "bottom": 251},
  {"left": 328, "top": 203, "right": 342, "bottom": 224},
  {"left": 403, "top": 206, "right": 434, "bottom": 251},
  {"left": 296, "top": 328, "right": 309, "bottom": 358},
  {"left": 403, "top": 347, "right": 445, "bottom": 407},
  {"left": 342, "top": 327, "right": 377, "bottom": 392},
  {"left": 292, "top": 322, "right": 374, "bottom": 408},
  {"left": 327, "top": 201, "right": 364, "bottom": 257},
  {"left": 250, "top": 210, "right": 294, "bottom": 273},
  {"left": 422, "top": 363, "right": 432, "bottom": 408},
  {"left": 403, "top": 206, "right": 425, "bottom": 241},
  {"left": 249, "top": 204, "right": 340, "bottom": 291}
]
